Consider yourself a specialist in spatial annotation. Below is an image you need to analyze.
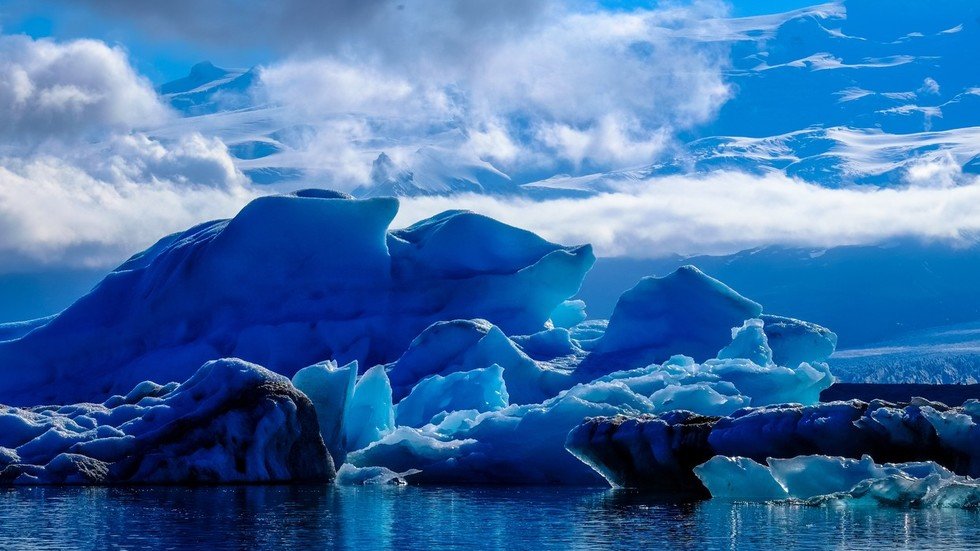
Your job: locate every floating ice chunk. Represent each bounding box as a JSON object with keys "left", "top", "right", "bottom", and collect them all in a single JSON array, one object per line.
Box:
[
  {"left": 395, "top": 365, "right": 509, "bottom": 428},
  {"left": 768, "top": 455, "right": 888, "bottom": 499},
  {"left": 345, "top": 366, "right": 395, "bottom": 452},
  {"left": 694, "top": 454, "right": 979, "bottom": 507},
  {"left": 549, "top": 300, "right": 587, "bottom": 329},
  {"left": 760, "top": 315, "right": 837, "bottom": 368},
  {"left": 582, "top": 266, "right": 763, "bottom": 377},
  {"left": 336, "top": 463, "right": 420, "bottom": 486},
  {"left": 693, "top": 456, "right": 789, "bottom": 500},
  {"left": 566, "top": 411, "right": 715, "bottom": 492},
  {"left": 650, "top": 382, "right": 750, "bottom": 417},
  {"left": 291, "top": 360, "right": 357, "bottom": 465},
  {"left": 0, "top": 359, "right": 331, "bottom": 485},
  {"left": 837, "top": 473, "right": 980, "bottom": 508},
  {"left": 717, "top": 319, "right": 772, "bottom": 367},
  {"left": 347, "top": 427, "right": 479, "bottom": 475},
  {"left": 387, "top": 319, "right": 566, "bottom": 405},
  {"left": 571, "top": 398, "right": 980, "bottom": 492}
]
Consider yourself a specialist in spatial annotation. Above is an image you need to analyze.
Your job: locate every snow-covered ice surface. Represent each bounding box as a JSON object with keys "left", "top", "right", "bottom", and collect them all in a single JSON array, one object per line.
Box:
[{"left": 0, "top": 359, "right": 331, "bottom": 484}]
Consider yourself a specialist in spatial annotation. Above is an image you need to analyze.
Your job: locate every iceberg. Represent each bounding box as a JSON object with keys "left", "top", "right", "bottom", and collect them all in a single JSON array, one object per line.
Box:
[
  {"left": 395, "top": 365, "right": 509, "bottom": 427},
  {"left": 691, "top": 456, "right": 789, "bottom": 500},
  {"left": 335, "top": 463, "right": 420, "bottom": 486},
  {"left": 0, "top": 359, "right": 331, "bottom": 484},
  {"left": 341, "top": 308, "right": 833, "bottom": 485},
  {"left": 344, "top": 366, "right": 395, "bottom": 452},
  {"left": 290, "top": 360, "right": 357, "bottom": 466},
  {"left": 0, "top": 190, "right": 849, "bottom": 486},
  {"left": 694, "top": 454, "right": 980, "bottom": 508},
  {"left": 349, "top": 380, "right": 656, "bottom": 485},
  {"left": 579, "top": 266, "right": 763, "bottom": 378},
  {"left": 0, "top": 192, "right": 594, "bottom": 406},
  {"left": 569, "top": 398, "right": 980, "bottom": 491}
]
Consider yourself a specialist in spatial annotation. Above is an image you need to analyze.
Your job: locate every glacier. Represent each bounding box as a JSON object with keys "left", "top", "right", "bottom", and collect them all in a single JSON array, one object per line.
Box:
[{"left": 0, "top": 359, "right": 331, "bottom": 484}]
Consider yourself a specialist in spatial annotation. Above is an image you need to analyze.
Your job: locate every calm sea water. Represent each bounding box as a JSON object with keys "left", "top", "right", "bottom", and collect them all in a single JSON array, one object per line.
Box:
[{"left": 1, "top": 485, "right": 977, "bottom": 550}]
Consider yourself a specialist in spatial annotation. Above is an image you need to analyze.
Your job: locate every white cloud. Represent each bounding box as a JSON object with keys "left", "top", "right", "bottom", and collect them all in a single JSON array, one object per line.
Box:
[
  {"left": 394, "top": 171, "right": 980, "bottom": 258},
  {"left": 0, "top": 35, "right": 256, "bottom": 270},
  {"left": 257, "top": 60, "right": 421, "bottom": 118},
  {"left": 919, "top": 77, "right": 941, "bottom": 95},
  {"left": 0, "top": 133, "right": 255, "bottom": 270},
  {"left": 0, "top": 35, "right": 168, "bottom": 142},
  {"left": 250, "top": 1, "right": 733, "bottom": 178}
]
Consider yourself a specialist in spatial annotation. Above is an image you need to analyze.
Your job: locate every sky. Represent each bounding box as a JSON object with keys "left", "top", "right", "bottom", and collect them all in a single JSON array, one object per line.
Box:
[
  {"left": 0, "top": 0, "right": 979, "bottom": 321},
  {"left": 1, "top": 1, "right": 823, "bottom": 82}
]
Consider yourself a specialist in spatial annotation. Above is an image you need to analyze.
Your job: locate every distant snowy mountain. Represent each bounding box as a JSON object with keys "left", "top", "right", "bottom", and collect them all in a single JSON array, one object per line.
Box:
[
  {"left": 352, "top": 149, "right": 522, "bottom": 198},
  {"left": 158, "top": 61, "right": 257, "bottom": 116}
]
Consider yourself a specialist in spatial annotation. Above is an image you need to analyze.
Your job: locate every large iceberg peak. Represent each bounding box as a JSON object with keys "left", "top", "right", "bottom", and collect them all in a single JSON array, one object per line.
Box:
[
  {"left": 0, "top": 191, "right": 593, "bottom": 405},
  {"left": 581, "top": 265, "right": 763, "bottom": 377}
]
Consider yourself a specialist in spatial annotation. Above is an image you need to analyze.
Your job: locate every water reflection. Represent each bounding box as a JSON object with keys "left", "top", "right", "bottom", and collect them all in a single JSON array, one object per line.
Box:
[{"left": 0, "top": 485, "right": 976, "bottom": 550}]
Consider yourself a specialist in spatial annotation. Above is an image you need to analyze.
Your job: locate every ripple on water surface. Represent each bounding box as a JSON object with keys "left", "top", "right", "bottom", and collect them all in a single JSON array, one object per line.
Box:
[{"left": 0, "top": 486, "right": 977, "bottom": 550}]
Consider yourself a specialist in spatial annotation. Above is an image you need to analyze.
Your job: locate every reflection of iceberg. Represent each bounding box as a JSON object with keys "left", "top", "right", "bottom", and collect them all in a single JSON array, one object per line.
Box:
[{"left": 0, "top": 191, "right": 843, "bottom": 486}]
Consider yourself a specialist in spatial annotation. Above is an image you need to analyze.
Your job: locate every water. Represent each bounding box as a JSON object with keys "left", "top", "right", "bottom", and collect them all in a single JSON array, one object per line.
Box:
[{"left": 1, "top": 485, "right": 977, "bottom": 550}]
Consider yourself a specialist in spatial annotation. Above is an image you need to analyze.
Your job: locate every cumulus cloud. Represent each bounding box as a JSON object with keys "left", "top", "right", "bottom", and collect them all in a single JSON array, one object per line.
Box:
[
  {"left": 248, "top": 1, "right": 732, "bottom": 179},
  {"left": 0, "top": 34, "right": 256, "bottom": 270},
  {"left": 395, "top": 172, "right": 980, "bottom": 258},
  {"left": 0, "top": 35, "right": 168, "bottom": 142}
]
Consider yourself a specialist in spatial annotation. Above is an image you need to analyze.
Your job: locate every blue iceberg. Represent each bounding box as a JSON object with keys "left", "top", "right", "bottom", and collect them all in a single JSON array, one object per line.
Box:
[
  {"left": 0, "top": 191, "right": 848, "bottom": 486},
  {"left": 0, "top": 359, "right": 330, "bottom": 484},
  {"left": 694, "top": 454, "right": 980, "bottom": 508},
  {"left": 0, "top": 192, "right": 594, "bottom": 406}
]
